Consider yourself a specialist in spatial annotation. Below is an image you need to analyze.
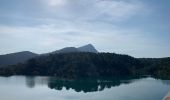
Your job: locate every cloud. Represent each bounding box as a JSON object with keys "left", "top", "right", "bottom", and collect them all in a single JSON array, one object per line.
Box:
[
  {"left": 41, "top": 0, "right": 146, "bottom": 22},
  {"left": 0, "top": 23, "right": 162, "bottom": 57},
  {"left": 93, "top": 0, "right": 144, "bottom": 21},
  {"left": 47, "top": 0, "right": 67, "bottom": 7},
  {"left": 1, "top": 0, "right": 169, "bottom": 57}
]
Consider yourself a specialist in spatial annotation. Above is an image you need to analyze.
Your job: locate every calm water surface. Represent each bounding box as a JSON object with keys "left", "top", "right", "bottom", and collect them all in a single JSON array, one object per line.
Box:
[{"left": 0, "top": 76, "right": 169, "bottom": 100}]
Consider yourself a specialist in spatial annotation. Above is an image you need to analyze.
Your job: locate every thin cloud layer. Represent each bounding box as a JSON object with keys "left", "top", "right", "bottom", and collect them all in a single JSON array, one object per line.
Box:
[
  {"left": 0, "top": 0, "right": 170, "bottom": 57},
  {"left": 42, "top": 0, "right": 145, "bottom": 21}
]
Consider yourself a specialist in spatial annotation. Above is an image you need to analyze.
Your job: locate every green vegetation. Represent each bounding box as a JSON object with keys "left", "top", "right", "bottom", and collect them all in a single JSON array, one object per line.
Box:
[
  {"left": 138, "top": 57, "right": 170, "bottom": 79},
  {"left": 0, "top": 52, "right": 169, "bottom": 79}
]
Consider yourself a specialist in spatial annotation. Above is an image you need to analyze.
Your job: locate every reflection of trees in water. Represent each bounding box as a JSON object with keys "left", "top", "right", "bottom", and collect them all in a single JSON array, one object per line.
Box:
[
  {"left": 48, "top": 80, "right": 122, "bottom": 92},
  {"left": 152, "top": 76, "right": 170, "bottom": 86},
  {"left": 24, "top": 75, "right": 147, "bottom": 92},
  {"left": 47, "top": 76, "right": 144, "bottom": 93},
  {"left": 25, "top": 76, "right": 35, "bottom": 88},
  {"left": 25, "top": 76, "right": 50, "bottom": 88},
  {"left": 161, "top": 80, "right": 170, "bottom": 86}
]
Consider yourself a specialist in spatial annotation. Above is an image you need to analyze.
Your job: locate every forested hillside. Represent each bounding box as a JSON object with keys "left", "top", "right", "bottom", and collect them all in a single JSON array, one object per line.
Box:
[{"left": 0, "top": 52, "right": 169, "bottom": 79}]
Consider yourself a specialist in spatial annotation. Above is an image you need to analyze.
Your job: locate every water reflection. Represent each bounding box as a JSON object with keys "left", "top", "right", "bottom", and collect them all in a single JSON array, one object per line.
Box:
[
  {"left": 25, "top": 76, "right": 49, "bottom": 87},
  {"left": 0, "top": 76, "right": 169, "bottom": 100},
  {"left": 160, "top": 80, "right": 170, "bottom": 86},
  {"left": 24, "top": 76, "right": 154, "bottom": 93},
  {"left": 47, "top": 79, "right": 130, "bottom": 93},
  {"left": 25, "top": 76, "right": 35, "bottom": 88}
]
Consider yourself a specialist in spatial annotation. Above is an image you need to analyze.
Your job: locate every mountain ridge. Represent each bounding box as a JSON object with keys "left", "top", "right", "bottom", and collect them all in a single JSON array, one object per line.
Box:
[
  {"left": 0, "top": 51, "right": 38, "bottom": 67},
  {"left": 78, "top": 44, "right": 98, "bottom": 53},
  {"left": 46, "top": 44, "right": 98, "bottom": 54},
  {"left": 0, "top": 52, "right": 169, "bottom": 79},
  {"left": 0, "top": 44, "right": 98, "bottom": 67}
]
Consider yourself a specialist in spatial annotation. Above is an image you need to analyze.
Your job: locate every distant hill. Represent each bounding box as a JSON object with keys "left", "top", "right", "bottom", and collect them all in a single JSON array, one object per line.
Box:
[
  {"left": 50, "top": 44, "right": 98, "bottom": 54},
  {"left": 0, "top": 52, "right": 169, "bottom": 79},
  {"left": 0, "top": 51, "right": 38, "bottom": 67},
  {"left": 78, "top": 44, "right": 98, "bottom": 53},
  {"left": 51, "top": 47, "right": 79, "bottom": 54},
  {"left": 0, "top": 44, "right": 169, "bottom": 79},
  {"left": 0, "top": 52, "right": 141, "bottom": 78},
  {"left": 0, "top": 44, "right": 98, "bottom": 67}
]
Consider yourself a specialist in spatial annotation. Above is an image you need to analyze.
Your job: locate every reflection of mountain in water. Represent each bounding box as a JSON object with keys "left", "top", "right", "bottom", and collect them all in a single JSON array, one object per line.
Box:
[
  {"left": 160, "top": 80, "right": 170, "bottom": 86},
  {"left": 25, "top": 76, "right": 35, "bottom": 88},
  {"left": 48, "top": 79, "right": 127, "bottom": 93},
  {"left": 25, "top": 76, "right": 50, "bottom": 88},
  {"left": 25, "top": 76, "right": 163, "bottom": 93},
  {"left": 150, "top": 76, "right": 170, "bottom": 86},
  {"left": 47, "top": 76, "right": 145, "bottom": 93}
]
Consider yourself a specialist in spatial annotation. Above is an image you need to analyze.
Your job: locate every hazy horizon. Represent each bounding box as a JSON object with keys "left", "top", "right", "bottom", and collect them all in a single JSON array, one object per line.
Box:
[{"left": 0, "top": 0, "right": 170, "bottom": 58}]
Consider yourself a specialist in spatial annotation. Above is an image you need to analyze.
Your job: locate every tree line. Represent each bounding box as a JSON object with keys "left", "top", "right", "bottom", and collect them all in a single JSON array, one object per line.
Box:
[{"left": 0, "top": 52, "right": 169, "bottom": 79}]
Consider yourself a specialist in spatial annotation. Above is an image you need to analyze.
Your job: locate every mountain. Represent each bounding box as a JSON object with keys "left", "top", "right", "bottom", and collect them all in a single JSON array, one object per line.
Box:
[
  {"left": 0, "top": 52, "right": 140, "bottom": 78},
  {"left": 0, "top": 51, "right": 38, "bottom": 67},
  {"left": 0, "top": 52, "right": 170, "bottom": 79},
  {"left": 0, "top": 44, "right": 169, "bottom": 79},
  {"left": 0, "top": 44, "right": 98, "bottom": 67},
  {"left": 51, "top": 47, "right": 79, "bottom": 54},
  {"left": 78, "top": 44, "right": 98, "bottom": 53},
  {"left": 50, "top": 44, "right": 98, "bottom": 54}
]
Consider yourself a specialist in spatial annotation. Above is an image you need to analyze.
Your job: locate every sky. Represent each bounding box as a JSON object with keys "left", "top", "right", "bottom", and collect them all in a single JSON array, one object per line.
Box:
[{"left": 0, "top": 0, "right": 170, "bottom": 58}]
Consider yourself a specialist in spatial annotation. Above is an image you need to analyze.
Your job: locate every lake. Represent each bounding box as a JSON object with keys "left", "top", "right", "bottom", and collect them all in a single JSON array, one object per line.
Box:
[{"left": 0, "top": 76, "right": 169, "bottom": 100}]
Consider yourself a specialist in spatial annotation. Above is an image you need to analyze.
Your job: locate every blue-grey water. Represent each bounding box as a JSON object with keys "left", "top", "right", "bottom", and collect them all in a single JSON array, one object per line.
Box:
[{"left": 0, "top": 76, "right": 169, "bottom": 100}]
